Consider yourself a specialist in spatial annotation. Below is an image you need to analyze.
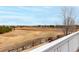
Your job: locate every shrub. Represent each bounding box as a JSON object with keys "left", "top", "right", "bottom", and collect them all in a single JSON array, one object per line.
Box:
[{"left": 0, "top": 26, "right": 12, "bottom": 34}]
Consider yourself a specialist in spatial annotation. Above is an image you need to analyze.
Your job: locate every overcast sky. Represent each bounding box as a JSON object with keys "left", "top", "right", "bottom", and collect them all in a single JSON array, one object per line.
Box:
[{"left": 0, "top": 6, "right": 79, "bottom": 25}]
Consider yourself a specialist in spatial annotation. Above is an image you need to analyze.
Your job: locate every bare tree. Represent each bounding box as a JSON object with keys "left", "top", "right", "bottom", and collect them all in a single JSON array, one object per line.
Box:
[{"left": 61, "top": 7, "right": 76, "bottom": 35}]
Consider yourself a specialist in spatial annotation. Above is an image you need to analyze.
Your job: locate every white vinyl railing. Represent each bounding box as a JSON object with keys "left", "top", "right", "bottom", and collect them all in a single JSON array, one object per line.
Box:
[{"left": 30, "top": 31, "right": 79, "bottom": 52}]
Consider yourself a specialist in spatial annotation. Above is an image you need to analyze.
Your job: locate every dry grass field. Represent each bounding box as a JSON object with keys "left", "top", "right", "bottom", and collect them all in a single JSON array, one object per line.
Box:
[{"left": 0, "top": 27, "right": 64, "bottom": 52}]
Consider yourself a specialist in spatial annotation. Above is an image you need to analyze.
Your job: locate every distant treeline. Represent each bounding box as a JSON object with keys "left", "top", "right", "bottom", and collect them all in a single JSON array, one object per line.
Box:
[
  {"left": 9, "top": 25, "right": 79, "bottom": 28},
  {"left": 34, "top": 25, "right": 64, "bottom": 28},
  {"left": 0, "top": 25, "right": 79, "bottom": 34},
  {"left": 32, "top": 25, "right": 79, "bottom": 28}
]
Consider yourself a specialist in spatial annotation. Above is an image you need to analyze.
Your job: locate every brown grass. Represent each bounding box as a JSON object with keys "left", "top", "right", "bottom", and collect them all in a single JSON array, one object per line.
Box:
[{"left": 0, "top": 27, "right": 63, "bottom": 51}]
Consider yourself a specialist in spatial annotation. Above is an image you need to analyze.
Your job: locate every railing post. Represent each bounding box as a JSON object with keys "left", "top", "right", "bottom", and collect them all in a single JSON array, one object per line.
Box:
[{"left": 68, "top": 40, "right": 70, "bottom": 52}]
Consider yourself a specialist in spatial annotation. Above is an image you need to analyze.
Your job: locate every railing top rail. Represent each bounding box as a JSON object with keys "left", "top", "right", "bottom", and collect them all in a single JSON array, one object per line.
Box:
[{"left": 30, "top": 31, "right": 79, "bottom": 52}]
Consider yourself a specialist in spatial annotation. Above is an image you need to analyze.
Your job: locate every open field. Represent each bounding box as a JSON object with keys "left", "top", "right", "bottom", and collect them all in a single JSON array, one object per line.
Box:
[{"left": 0, "top": 27, "right": 64, "bottom": 52}]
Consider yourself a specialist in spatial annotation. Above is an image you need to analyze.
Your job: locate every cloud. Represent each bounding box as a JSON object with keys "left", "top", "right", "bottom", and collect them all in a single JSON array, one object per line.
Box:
[
  {"left": 0, "top": 15, "right": 34, "bottom": 25},
  {"left": 0, "top": 6, "right": 63, "bottom": 25},
  {"left": 17, "top": 6, "right": 53, "bottom": 13},
  {"left": 0, "top": 10, "right": 16, "bottom": 14},
  {"left": 0, "top": 15, "right": 33, "bottom": 21},
  {"left": 17, "top": 6, "right": 57, "bottom": 19},
  {"left": 0, "top": 15, "right": 58, "bottom": 25}
]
